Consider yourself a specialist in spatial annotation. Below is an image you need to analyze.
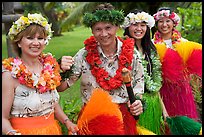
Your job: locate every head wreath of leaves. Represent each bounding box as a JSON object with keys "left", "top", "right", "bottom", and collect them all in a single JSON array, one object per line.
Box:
[{"left": 83, "top": 10, "right": 125, "bottom": 27}]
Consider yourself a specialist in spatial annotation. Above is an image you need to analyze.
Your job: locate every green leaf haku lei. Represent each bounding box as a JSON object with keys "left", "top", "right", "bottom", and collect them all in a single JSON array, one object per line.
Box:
[
  {"left": 140, "top": 50, "right": 162, "bottom": 92},
  {"left": 83, "top": 10, "right": 125, "bottom": 27}
]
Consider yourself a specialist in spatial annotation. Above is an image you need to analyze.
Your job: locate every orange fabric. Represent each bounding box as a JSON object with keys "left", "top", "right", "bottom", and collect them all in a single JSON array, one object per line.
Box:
[{"left": 10, "top": 113, "right": 62, "bottom": 135}]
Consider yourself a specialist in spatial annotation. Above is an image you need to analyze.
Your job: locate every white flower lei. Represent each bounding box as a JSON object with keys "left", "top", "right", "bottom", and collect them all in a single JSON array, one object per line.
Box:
[
  {"left": 121, "top": 11, "right": 155, "bottom": 29},
  {"left": 140, "top": 49, "right": 162, "bottom": 93},
  {"left": 8, "top": 13, "right": 53, "bottom": 44}
]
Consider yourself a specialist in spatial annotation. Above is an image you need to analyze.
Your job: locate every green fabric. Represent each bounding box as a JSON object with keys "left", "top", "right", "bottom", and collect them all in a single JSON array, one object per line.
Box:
[
  {"left": 166, "top": 116, "right": 202, "bottom": 135},
  {"left": 138, "top": 92, "right": 164, "bottom": 135}
]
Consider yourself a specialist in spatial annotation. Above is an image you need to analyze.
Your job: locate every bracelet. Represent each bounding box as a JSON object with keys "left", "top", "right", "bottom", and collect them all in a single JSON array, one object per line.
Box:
[{"left": 6, "top": 129, "right": 17, "bottom": 135}]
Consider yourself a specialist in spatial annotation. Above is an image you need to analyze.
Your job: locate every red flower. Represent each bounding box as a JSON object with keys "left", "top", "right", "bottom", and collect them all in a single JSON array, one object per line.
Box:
[{"left": 84, "top": 36, "right": 134, "bottom": 91}]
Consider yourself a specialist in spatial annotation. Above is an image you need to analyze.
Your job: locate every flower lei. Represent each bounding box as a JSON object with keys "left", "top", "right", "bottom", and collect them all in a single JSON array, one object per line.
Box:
[
  {"left": 8, "top": 13, "right": 52, "bottom": 44},
  {"left": 2, "top": 53, "right": 61, "bottom": 93},
  {"left": 121, "top": 11, "right": 155, "bottom": 29},
  {"left": 153, "top": 10, "right": 180, "bottom": 26},
  {"left": 84, "top": 36, "right": 134, "bottom": 91},
  {"left": 153, "top": 29, "right": 181, "bottom": 45},
  {"left": 140, "top": 50, "right": 162, "bottom": 93}
]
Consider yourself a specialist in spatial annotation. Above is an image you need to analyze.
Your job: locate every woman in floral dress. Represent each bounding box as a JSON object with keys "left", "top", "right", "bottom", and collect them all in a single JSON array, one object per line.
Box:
[
  {"left": 121, "top": 9, "right": 166, "bottom": 135},
  {"left": 2, "top": 13, "right": 78, "bottom": 135}
]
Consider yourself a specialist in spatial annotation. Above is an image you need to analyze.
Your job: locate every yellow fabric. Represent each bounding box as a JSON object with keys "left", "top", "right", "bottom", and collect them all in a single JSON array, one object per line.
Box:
[
  {"left": 199, "top": 127, "right": 202, "bottom": 135},
  {"left": 136, "top": 125, "right": 156, "bottom": 135},
  {"left": 174, "top": 41, "right": 202, "bottom": 64},
  {"left": 155, "top": 43, "right": 167, "bottom": 62}
]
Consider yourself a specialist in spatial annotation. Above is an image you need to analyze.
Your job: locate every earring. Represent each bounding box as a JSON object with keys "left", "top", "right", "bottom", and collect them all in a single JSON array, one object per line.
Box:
[{"left": 18, "top": 44, "right": 21, "bottom": 47}]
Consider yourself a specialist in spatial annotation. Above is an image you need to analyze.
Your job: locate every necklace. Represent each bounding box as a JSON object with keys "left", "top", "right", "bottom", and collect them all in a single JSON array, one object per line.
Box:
[
  {"left": 84, "top": 36, "right": 134, "bottom": 91},
  {"left": 140, "top": 49, "right": 162, "bottom": 93},
  {"left": 153, "top": 29, "right": 181, "bottom": 46},
  {"left": 2, "top": 53, "right": 61, "bottom": 93}
]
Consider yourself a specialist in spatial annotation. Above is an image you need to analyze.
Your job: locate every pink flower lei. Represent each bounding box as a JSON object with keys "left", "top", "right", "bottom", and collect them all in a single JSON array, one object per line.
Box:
[
  {"left": 2, "top": 53, "right": 61, "bottom": 93},
  {"left": 84, "top": 36, "right": 134, "bottom": 91}
]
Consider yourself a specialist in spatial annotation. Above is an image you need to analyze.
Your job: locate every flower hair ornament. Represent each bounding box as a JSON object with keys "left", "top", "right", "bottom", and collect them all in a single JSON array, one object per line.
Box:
[
  {"left": 8, "top": 13, "right": 53, "bottom": 44},
  {"left": 83, "top": 9, "right": 125, "bottom": 27},
  {"left": 153, "top": 10, "right": 180, "bottom": 26},
  {"left": 121, "top": 11, "right": 155, "bottom": 29}
]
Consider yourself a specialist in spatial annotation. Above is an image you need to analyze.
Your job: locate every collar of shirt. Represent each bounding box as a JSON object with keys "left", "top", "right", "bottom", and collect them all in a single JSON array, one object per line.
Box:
[{"left": 97, "top": 37, "right": 122, "bottom": 59}]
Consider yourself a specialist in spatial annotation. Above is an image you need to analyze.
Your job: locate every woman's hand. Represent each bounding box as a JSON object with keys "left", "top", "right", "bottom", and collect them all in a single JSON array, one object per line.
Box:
[
  {"left": 127, "top": 100, "right": 143, "bottom": 116},
  {"left": 64, "top": 119, "right": 79, "bottom": 135}
]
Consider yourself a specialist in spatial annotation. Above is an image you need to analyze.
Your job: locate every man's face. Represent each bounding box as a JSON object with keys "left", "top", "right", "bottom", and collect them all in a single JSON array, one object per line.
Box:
[{"left": 92, "top": 22, "right": 118, "bottom": 47}]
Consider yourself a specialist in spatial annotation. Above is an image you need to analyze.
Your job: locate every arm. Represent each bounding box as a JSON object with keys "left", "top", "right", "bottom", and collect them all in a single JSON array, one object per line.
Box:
[
  {"left": 125, "top": 49, "right": 145, "bottom": 116},
  {"left": 158, "top": 92, "right": 169, "bottom": 121},
  {"left": 54, "top": 103, "right": 78, "bottom": 134},
  {"left": 57, "top": 49, "right": 84, "bottom": 92},
  {"left": 2, "top": 72, "right": 19, "bottom": 135},
  {"left": 57, "top": 56, "right": 74, "bottom": 92}
]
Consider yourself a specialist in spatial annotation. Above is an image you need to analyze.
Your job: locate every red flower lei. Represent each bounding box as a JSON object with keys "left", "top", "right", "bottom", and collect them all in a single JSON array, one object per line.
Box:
[
  {"left": 153, "top": 29, "right": 181, "bottom": 45},
  {"left": 84, "top": 36, "right": 134, "bottom": 91},
  {"left": 2, "top": 53, "right": 61, "bottom": 93}
]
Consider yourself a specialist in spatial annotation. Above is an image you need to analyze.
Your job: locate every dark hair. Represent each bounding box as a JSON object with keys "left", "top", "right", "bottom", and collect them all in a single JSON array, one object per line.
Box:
[
  {"left": 157, "top": 7, "right": 172, "bottom": 12},
  {"left": 94, "top": 3, "right": 115, "bottom": 11},
  {"left": 123, "top": 9, "right": 157, "bottom": 75}
]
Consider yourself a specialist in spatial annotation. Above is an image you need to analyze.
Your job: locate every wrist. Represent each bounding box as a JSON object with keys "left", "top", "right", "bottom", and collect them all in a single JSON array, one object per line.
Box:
[{"left": 63, "top": 118, "right": 71, "bottom": 125}]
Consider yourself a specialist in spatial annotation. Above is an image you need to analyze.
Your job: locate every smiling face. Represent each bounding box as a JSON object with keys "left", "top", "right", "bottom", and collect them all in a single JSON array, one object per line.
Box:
[
  {"left": 128, "top": 22, "right": 147, "bottom": 41},
  {"left": 157, "top": 17, "right": 174, "bottom": 38},
  {"left": 13, "top": 24, "right": 47, "bottom": 57},
  {"left": 91, "top": 22, "right": 118, "bottom": 48},
  {"left": 18, "top": 32, "right": 46, "bottom": 58}
]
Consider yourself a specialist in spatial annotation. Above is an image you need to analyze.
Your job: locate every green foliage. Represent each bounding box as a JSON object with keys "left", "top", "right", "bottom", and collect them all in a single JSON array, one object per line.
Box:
[
  {"left": 177, "top": 2, "right": 202, "bottom": 44},
  {"left": 59, "top": 96, "right": 82, "bottom": 135}
]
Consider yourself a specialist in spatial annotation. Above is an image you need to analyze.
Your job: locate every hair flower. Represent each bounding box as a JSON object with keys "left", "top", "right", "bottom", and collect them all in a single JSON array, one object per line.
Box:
[
  {"left": 8, "top": 13, "right": 53, "bottom": 44},
  {"left": 153, "top": 10, "right": 180, "bottom": 26},
  {"left": 121, "top": 11, "right": 155, "bottom": 29}
]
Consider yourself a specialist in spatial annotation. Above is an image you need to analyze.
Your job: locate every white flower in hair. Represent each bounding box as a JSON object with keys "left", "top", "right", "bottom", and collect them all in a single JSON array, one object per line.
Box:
[
  {"left": 8, "top": 13, "right": 53, "bottom": 44},
  {"left": 121, "top": 11, "right": 155, "bottom": 29}
]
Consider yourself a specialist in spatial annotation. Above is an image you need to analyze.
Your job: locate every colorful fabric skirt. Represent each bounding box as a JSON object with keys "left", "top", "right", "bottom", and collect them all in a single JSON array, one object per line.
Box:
[{"left": 10, "top": 113, "right": 62, "bottom": 135}]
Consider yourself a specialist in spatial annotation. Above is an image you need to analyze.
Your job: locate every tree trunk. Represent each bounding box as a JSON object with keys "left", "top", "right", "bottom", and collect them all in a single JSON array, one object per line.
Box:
[{"left": 2, "top": 2, "right": 15, "bottom": 58}]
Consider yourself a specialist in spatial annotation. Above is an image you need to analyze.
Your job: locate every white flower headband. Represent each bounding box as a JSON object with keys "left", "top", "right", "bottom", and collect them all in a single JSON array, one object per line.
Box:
[
  {"left": 121, "top": 11, "right": 155, "bottom": 29},
  {"left": 8, "top": 13, "right": 53, "bottom": 45},
  {"left": 153, "top": 10, "right": 180, "bottom": 26}
]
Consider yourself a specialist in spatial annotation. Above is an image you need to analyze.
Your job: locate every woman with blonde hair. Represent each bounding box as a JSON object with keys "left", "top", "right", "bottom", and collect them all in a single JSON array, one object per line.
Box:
[{"left": 2, "top": 13, "right": 78, "bottom": 135}]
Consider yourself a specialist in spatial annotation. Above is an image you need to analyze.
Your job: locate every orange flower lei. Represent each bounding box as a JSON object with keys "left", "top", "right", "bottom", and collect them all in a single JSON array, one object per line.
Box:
[
  {"left": 2, "top": 53, "right": 61, "bottom": 93},
  {"left": 153, "top": 29, "right": 181, "bottom": 45},
  {"left": 84, "top": 36, "right": 134, "bottom": 91}
]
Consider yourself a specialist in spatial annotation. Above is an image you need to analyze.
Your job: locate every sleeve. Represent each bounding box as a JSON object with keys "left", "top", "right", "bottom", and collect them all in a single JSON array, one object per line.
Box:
[{"left": 131, "top": 49, "right": 144, "bottom": 95}]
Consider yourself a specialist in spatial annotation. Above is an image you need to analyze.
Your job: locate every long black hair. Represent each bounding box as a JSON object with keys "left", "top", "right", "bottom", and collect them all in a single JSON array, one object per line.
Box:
[{"left": 123, "top": 9, "right": 157, "bottom": 75}]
